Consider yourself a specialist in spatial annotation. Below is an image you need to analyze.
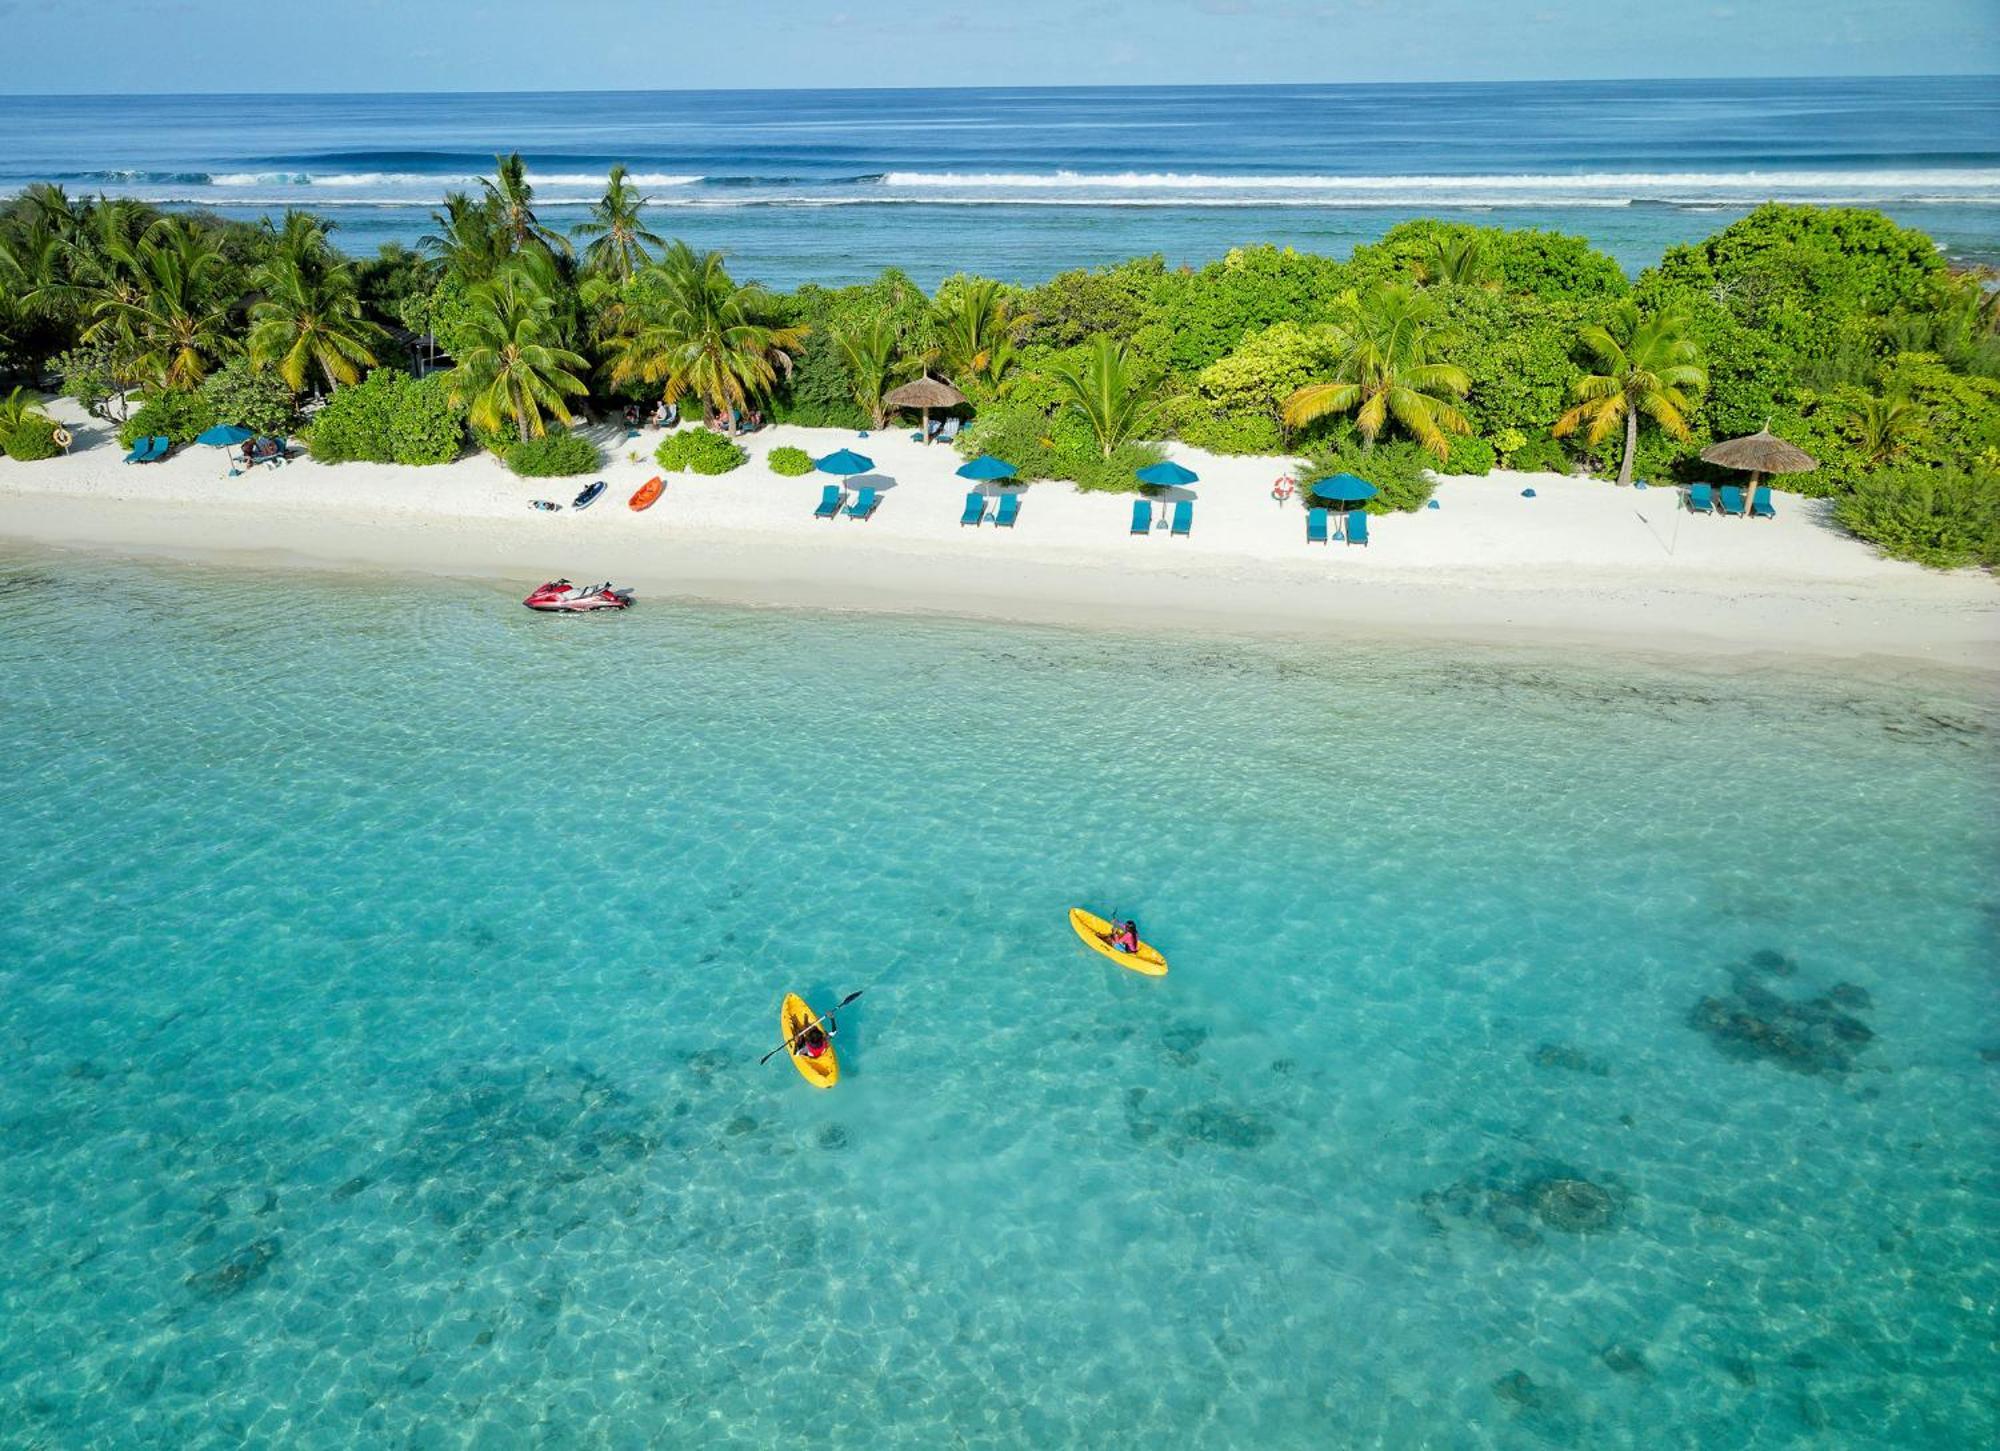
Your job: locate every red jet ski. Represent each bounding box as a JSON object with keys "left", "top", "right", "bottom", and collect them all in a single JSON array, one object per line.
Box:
[{"left": 522, "top": 578, "right": 634, "bottom": 612}]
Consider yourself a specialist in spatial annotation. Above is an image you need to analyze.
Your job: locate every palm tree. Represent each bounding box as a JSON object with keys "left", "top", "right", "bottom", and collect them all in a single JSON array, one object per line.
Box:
[
  {"left": 481, "top": 153, "right": 571, "bottom": 258},
  {"left": 1553, "top": 300, "right": 1707, "bottom": 486},
  {"left": 929, "top": 279, "right": 1026, "bottom": 393},
  {"left": 606, "top": 242, "right": 807, "bottom": 431},
  {"left": 1282, "top": 284, "right": 1473, "bottom": 460},
  {"left": 88, "top": 218, "right": 238, "bottom": 390},
  {"left": 1844, "top": 391, "right": 1925, "bottom": 466},
  {"left": 572, "top": 166, "right": 663, "bottom": 283},
  {"left": 1410, "top": 231, "right": 1497, "bottom": 289},
  {"left": 1047, "top": 335, "right": 1156, "bottom": 458},
  {"left": 421, "top": 191, "right": 507, "bottom": 283},
  {"left": 444, "top": 271, "right": 588, "bottom": 441},
  {"left": 247, "top": 213, "right": 384, "bottom": 393},
  {"left": 834, "top": 318, "right": 914, "bottom": 429}
]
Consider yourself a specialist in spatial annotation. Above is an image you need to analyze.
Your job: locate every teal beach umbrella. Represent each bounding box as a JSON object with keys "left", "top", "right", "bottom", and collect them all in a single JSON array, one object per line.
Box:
[
  {"left": 814, "top": 449, "right": 875, "bottom": 476},
  {"left": 1309, "top": 472, "right": 1377, "bottom": 504},
  {"left": 956, "top": 455, "right": 1017, "bottom": 482},
  {"left": 1135, "top": 459, "right": 1198, "bottom": 527},
  {"left": 1134, "top": 460, "right": 1199, "bottom": 489},
  {"left": 198, "top": 423, "right": 256, "bottom": 476}
]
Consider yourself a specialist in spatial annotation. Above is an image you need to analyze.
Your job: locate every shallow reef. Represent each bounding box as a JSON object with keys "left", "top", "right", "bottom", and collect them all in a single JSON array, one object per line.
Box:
[
  {"left": 1419, "top": 1157, "right": 1629, "bottom": 1249},
  {"left": 1688, "top": 955, "right": 1878, "bottom": 1075}
]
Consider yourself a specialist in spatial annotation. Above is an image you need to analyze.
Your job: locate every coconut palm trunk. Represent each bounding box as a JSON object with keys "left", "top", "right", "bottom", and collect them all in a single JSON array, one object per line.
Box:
[{"left": 1618, "top": 406, "right": 1638, "bottom": 486}]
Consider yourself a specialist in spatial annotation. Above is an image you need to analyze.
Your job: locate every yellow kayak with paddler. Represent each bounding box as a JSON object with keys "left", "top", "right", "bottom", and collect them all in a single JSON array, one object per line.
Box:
[
  {"left": 781, "top": 992, "right": 839, "bottom": 1088},
  {"left": 1069, "top": 908, "right": 1168, "bottom": 977}
]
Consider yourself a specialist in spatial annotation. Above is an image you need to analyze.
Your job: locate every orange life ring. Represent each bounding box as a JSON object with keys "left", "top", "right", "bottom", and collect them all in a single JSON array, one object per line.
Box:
[
  {"left": 1271, "top": 474, "right": 1296, "bottom": 502},
  {"left": 51, "top": 427, "right": 71, "bottom": 449}
]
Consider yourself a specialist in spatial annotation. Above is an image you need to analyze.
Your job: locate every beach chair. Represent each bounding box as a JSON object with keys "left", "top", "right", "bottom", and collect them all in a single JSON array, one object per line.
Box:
[
  {"left": 1170, "top": 500, "right": 1193, "bottom": 538},
  {"left": 1750, "top": 485, "right": 1776, "bottom": 520},
  {"left": 1130, "top": 499, "right": 1152, "bottom": 535},
  {"left": 123, "top": 436, "right": 159, "bottom": 464},
  {"left": 994, "top": 492, "right": 1020, "bottom": 528},
  {"left": 1718, "top": 484, "right": 1746, "bottom": 517},
  {"left": 1345, "top": 510, "right": 1370, "bottom": 547},
  {"left": 814, "top": 484, "right": 845, "bottom": 519},
  {"left": 1306, "top": 506, "right": 1329, "bottom": 544},
  {"left": 844, "top": 485, "right": 880, "bottom": 520},
  {"left": 959, "top": 491, "right": 986, "bottom": 527},
  {"left": 937, "top": 417, "right": 960, "bottom": 444},
  {"left": 145, "top": 435, "right": 171, "bottom": 462},
  {"left": 1686, "top": 483, "right": 1713, "bottom": 514}
]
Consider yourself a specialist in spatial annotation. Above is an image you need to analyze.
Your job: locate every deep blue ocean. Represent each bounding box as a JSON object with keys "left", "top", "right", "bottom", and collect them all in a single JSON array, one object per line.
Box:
[
  {"left": 0, "top": 77, "right": 1996, "bottom": 285},
  {"left": 0, "top": 551, "right": 1996, "bottom": 1447}
]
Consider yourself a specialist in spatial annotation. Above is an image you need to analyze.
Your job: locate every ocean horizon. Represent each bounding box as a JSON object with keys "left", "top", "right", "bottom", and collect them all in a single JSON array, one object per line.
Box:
[{"left": 3, "top": 76, "right": 1997, "bottom": 284}]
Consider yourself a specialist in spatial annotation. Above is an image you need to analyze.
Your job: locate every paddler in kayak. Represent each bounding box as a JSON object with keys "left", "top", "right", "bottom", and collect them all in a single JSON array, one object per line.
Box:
[
  {"left": 796, "top": 1018, "right": 835, "bottom": 1059},
  {"left": 1109, "top": 919, "right": 1141, "bottom": 954}
]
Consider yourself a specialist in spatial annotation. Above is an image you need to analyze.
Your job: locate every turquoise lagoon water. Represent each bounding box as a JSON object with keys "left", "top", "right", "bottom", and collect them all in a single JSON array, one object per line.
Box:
[{"left": 0, "top": 551, "right": 1995, "bottom": 1449}]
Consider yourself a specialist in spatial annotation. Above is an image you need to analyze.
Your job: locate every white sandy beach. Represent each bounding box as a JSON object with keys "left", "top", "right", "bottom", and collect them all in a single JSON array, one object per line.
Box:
[{"left": 2, "top": 398, "right": 1994, "bottom": 673}]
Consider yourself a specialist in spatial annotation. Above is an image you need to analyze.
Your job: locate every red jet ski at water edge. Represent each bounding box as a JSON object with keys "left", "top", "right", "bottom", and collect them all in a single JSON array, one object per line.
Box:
[{"left": 522, "top": 579, "right": 634, "bottom": 612}]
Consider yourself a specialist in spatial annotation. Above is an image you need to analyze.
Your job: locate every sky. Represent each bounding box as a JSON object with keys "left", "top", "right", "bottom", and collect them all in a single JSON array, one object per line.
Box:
[{"left": 0, "top": 0, "right": 1995, "bottom": 93}]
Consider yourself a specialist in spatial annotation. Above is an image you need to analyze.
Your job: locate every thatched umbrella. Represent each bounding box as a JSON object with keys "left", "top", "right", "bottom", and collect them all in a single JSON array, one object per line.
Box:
[
  {"left": 885, "top": 376, "right": 967, "bottom": 445},
  {"left": 1700, "top": 428, "right": 1818, "bottom": 493}
]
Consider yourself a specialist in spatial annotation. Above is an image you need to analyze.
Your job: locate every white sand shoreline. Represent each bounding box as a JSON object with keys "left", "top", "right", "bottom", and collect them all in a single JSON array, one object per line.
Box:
[{"left": 3, "top": 400, "right": 1995, "bottom": 678}]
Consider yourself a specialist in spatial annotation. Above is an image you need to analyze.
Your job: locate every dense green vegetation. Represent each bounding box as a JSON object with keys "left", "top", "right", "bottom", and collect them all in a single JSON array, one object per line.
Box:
[
  {"left": 655, "top": 428, "right": 747, "bottom": 475},
  {"left": 766, "top": 445, "right": 815, "bottom": 476},
  {"left": 504, "top": 432, "right": 599, "bottom": 477},
  {"left": 2, "top": 165, "right": 1994, "bottom": 567}
]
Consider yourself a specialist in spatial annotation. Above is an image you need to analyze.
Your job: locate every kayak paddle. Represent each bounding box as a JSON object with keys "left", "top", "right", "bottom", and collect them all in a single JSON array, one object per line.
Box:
[{"left": 760, "top": 990, "right": 864, "bottom": 1065}]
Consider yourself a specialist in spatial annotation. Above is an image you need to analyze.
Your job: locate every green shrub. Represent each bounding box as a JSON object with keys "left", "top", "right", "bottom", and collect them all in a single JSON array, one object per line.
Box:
[
  {"left": 118, "top": 390, "right": 218, "bottom": 449},
  {"left": 767, "top": 445, "right": 815, "bottom": 476},
  {"left": 1508, "top": 436, "right": 1572, "bottom": 474},
  {"left": 1074, "top": 440, "right": 1167, "bottom": 493},
  {"left": 5, "top": 416, "right": 61, "bottom": 461},
  {"left": 1301, "top": 443, "right": 1436, "bottom": 512},
  {"left": 304, "top": 369, "right": 465, "bottom": 465},
  {"left": 199, "top": 361, "right": 297, "bottom": 437},
  {"left": 390, "top": 374, "right": 468, "bottom": 465},
  {"left": 1435, "top": 435, "right": 1496, "bottom": 476},
  {"left": 504, "top": 432, "right": 599, "bottom": 477},
  {"left": 656, "top": 428, "right": 747, "bottom": 474},
  {"left": 1834, "top": 466, "right": 2000, "bottom": 569}
]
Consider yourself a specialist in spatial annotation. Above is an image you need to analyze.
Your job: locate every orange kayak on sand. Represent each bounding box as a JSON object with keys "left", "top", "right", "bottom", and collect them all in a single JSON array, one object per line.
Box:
[{"left": 629, "top": 476, "right": 664, "bottom": 511}]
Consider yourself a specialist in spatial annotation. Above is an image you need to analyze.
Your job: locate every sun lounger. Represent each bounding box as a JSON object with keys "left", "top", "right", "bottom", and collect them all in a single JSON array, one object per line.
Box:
[
  {"left": 814, "top": 484, "right": 844, "bottom": 519},
  {"left": 1718, "top": 484, "right": 1746, "bottom": 517},
  {"left": 937, "top": 417, "right": 960, "bottom": 443},
  {"left": 1130, "top": 499, "right": 1151, "bottom": 535},
  {"left": 1345, "top": 510, "right": 1370, "bottom": 547},
  {"left": 844, "top": 485, "right": 880, "bottom": 520},
  {"left": 1686, "top": 483, "right": 1714, "bottom": 514},
  {"left": 994, "top": 492, "right": 1020, "bottom": 528},
  {"left": 960, "top": 491, "right": 986, "bottom": 527},
  {"left": 146, "top": 435, "right": 170, "bottom": 462},
  {"left": 1170, "top": 500, "right": 1193, "bottom": 537},
  {"left": 1750, "top": 485, "right": 1775, "bottom": 520},
  {"left": 1306, "top": 506, "right": 1329, "bottom": 544},
  {"left": 123, "top": 436, "right": 158, "bottom": 464}
]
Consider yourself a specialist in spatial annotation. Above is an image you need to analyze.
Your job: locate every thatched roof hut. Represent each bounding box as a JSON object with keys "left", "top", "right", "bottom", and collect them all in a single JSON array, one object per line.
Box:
[
  {"left": 1700, "top": 429, "right": 1818, "bottom": 485},
  {"left": 885, "top": 376, "right": 968, "bottom": 443}
]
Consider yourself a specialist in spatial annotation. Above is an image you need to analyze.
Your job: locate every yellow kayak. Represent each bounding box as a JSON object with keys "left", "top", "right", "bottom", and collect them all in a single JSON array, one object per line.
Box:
[
  {"left": 1069, "top": 907, "right": 1168, "bottom": 977},
  {"left": 781, "top": 992, "right": 839, "bottom": 1088}
]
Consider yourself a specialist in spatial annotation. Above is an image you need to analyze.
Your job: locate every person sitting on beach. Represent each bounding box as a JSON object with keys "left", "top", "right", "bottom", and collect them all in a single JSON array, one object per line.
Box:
[
  {"left": 1110, "top": 920, "right": 1140, "bottom": 953},
  {"left": 797, "top": 1022, "right": 832, "bottom": 1059}
]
